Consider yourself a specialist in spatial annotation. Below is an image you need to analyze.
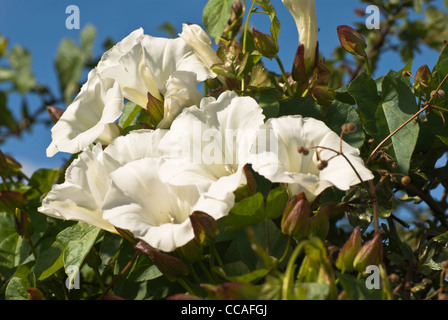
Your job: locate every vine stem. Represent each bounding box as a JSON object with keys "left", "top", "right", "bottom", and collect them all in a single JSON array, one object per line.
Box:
[
  {"left": 275, "top": 55, "right": 294, "bottom": 96},
  {"left": 241, "top": 0, "right": 257, "bottom": 92},
  {"left": 281, "top": 241, "right": 305, "bottom": 300},
  {"left": 97, "top": 250, "right": 139, "bottom": 300}
]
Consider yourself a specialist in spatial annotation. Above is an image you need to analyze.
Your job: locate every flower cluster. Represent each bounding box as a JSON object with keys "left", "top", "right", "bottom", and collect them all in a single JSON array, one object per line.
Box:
[{"left": 38, "top": 4, "right": 373, "bottom": 255}]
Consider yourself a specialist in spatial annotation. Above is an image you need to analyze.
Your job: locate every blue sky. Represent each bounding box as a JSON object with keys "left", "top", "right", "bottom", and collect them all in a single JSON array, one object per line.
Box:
[{"left": 0, "top": 0, "right": 445, "bottom": 175}]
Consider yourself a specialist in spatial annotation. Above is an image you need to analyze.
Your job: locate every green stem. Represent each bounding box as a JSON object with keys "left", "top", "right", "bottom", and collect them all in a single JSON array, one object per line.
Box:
[
  {"left": 210, "top": 243, "right": 223, "bottom": 267},
  {"left": 278, "top": 236, "right": 292, "bottom": 265},
  {"left": 199, "top": 260, "right": 215, "bottom": 283},
  {"left": 363, "top": 55, "right": 371, "bottom": 77},
  {"left": 177, "top": 278, "right": 199, "bottom": 296},
  {"left": 275, "top": 55, "right": 294, "bottom": 96},
  {"left": 241, "top": 0, "right": 257, "bottom": 92},
  {"left": 188, "top": 262, "right": 202, "bottom": 284},
  {"left": 281, "top": 241, "right": 305, "bottom": 300}
]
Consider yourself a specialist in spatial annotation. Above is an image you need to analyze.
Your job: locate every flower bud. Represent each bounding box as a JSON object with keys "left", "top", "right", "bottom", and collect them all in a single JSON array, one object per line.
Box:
[
  {"left": 291, "top": 44, "right": 306, "bottom": 84},
  {"left": 0, "top": 190, "right": 27, "bottom": 213},
  {"left": 308, "top": 205, "right": 330, "bottom": 240},
  {"left": 430, "top": 89, "right": 445, "bottom": 100},
  {"left": 414, "top": 65, "right": 431, "bottom": 86},
  {"left": 252, "top": 29, "right": 279, "bottom": 59},
  {"left": 46, "top": 106, "right": 65, "bottom": 124},
  {"left": 337, "top": 25, "right": 367, "bottom": 57},
  {"left": 309, "top": 85, "right": 334, "bottom": 106},
  {"left": 297, "top": 146, "right": 309, "bottom": 155},
  {"left": 145, "top": 91, "right": 164, "bottom": 128},
  {"left": 317, "top": 160, "right": 328, "bottom": 170},
  {"left": 14, "top": 208, "right": 33, "bottom": 239},
  {"left": 180, "top": 23, "right": 222, "bottom": 69},
  {"left": 401, "top": 175, "right": 411, "bottom": 185},
  {"left": 27, "top": 287, "right": 45, "bottom": 300},
  {"left": 335, "top": 226, "right": 362, "bottom": 273},
  {"left": 342, "top": 122, "right": 357, "bottom": 134},
  {"left": 353, "top": 232, "right": 383, "bottom": 274},
  {"left": 190, "top": 211, "right": 219, "bottom": 245},
  {"left": 135, "top": 240, "right": 189, "bottom": 282},
  {"left": 223, "top": 0, "right": 244, "bottom": 40},
  {"left": 281, "top": 192, "right": 311, "bottom": 239}
]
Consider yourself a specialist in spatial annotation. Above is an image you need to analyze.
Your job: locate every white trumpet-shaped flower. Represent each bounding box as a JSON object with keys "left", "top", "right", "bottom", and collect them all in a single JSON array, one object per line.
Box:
[
  {"left": 102, "top": 156, "right": 234, "bottom": 252},
  {"left": 47, "top": 28, "right": 215, "bottom": 157},
  {"left": 39, "top": 129, "right": 167, "bottom": 232},
  {"left": 158, "top": 91, "right": 265, "bottom": 201},
  {"left": 248, "top": 115, "right": 374, "bottom": 201},
  {"left": 282, "top": 0, "right": 318, "bottom": 69},
  {"left": 180, "top": 24, "right": 221, "bottom": 70}
]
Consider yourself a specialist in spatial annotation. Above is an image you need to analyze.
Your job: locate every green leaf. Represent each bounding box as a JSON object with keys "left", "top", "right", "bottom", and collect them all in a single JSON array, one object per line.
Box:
[
  {"left": 326, "top": 100, "right": 365, "bottom": 149},
  {"left": 0, "top": 92, "right": 18, "bottom": 131},
  {"left": 278, "top": 96, "right": 324, "bottom": 120},
  {"left": 28, "top": 168, "right": 60, "bottom": 196},
  {"left": 265, "top": 186, "right": 288, "bottom": 219},
  {"left": 203, "top": 0, "right": 235, "bottom": 44},
  {"left": 63, "top": 222, "right": 101, "bottom": 276},
  {"left": 0, "top": 212, "right": 22, "bottom": 269},
  {"left": 380, "top": 70, "right": 419, "bottom": 174},
  {"left": 127, "top": 254, "right": 162, "bottom": 282},
  {"left": 225, "top": 192, "right": 265, "bottom": 231},
  {"left": 33, "top": 226, "right": 71, "bottom": 280},
  {"left": 55, "top": 25, "right": 96, "bottom": 104},
  {"left": 294, "top": 282, "right": 330, "bottom": 300},
  {"left": 118, "top": 102, "right": 141, "bottom": 129},
  {"left": 256, "top": 0, "right": 280, "bottom": 44},
  {"left": 347, "top": 72, "right": 384, "bottom": 140},
  {"left": 258, "top": 88, "right": 279, "bottom": 120},
  {"left": 5, "top": 276, "right": 30, "bottom": 300},
  {"left": 8, "top": 45, "right": 36, "bottom": 94}
]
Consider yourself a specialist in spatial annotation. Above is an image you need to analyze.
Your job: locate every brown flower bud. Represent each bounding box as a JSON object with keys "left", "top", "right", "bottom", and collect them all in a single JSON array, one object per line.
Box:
[
  {"left": 281, "top": 192, "right": 311, "bottom": 239},
  {"left": 46, "top": 106, "right": 65, "bottom": 124},
  {"left": 335, "top": 226, "right": 362, "bottom": 273},
  {"left": 190, "top": 211, "right": 218, "bottom": 245},
  {"left": 27, "top": 287, "right": 45, "bottom": 300},
  {"left": 431, "top": 89, "right": 445, "bottom": 100},
  {"left": 342, "top": 123, "right": 357, "bottom": 134},
  {"left": 401, "top": 176, "right": 411, "bottom": 185},
  {"left": 317, "top": 160, "right": 328, "bottom": 170},
  {"left": 252, "top": 28, "right": 279, "bottom": 59},
  {"left": 297, "top": 146, "right": 310, "bottom": 155},
  {"left": 135, "top": 240, "right": 189, "bottom": 282},
  {"left": 308, "top": 205, "right": 330, "bottom": 240},
  {"left": 14, "top": 208, "right": 33, "bottom": 239},
  {"left": 337, "top": 25, "right": 367, "bottom": 57},
  {"left": 353, "top": 232, "right": 383, "bottom": 274}
]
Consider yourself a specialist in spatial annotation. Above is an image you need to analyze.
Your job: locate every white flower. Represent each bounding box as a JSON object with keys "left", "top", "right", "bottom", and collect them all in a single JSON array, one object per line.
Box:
[
  {"left": 248, "top": 115, "right": 374, "bottom": 201},
  {"left": 46, "top": 69, "right": 123, "bottom": 157},
  {"left": 47, "top": 28, "right": 216, "bottom": 157},
  {"left": 39, "top": 143, "right": 118, "bottom": 232},
  {"left": 102, "top": 156, "right": 234, "bottom": 252},
  {"left": 180, "top": 24, "right": 221, "bottom": 70},
  {"left": 97, "top": 28, "right": 214, "bottom": 129},
  {"left": 158, "top": 91, "right": 265, "bottom": 200},
  {"left": 282, "top": 0, "right": 318, "bottom": 69},
  {"left": 39, "top": 129, "right": 167, "bottom": 232}
]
